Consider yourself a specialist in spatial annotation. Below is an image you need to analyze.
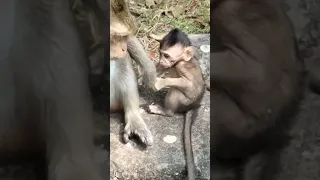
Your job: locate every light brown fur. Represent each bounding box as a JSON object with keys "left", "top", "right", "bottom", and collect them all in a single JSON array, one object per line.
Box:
[{"left": 150, "top": 45, "right": 204, "bottom": 116}]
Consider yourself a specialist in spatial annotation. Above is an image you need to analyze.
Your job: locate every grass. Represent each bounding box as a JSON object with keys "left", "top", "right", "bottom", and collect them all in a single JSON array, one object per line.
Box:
[{"left": 129, "top": 0, "right": 210, "bottom": 52}]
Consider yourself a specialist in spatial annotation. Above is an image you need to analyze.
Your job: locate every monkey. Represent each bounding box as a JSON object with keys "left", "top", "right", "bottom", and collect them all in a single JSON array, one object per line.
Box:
[
  {"left": 109, "top": 0, "right": 157, "bottom": 146},
  {"left": 149, "top": 28, "right": 205, "bottom": 115},
  {"left": 148, "top": 28, "right": 205, "bottom": 180},
  {"left": 0, "top": 0, "right": 103, "bottom": 180},
  {"left": 210, "top": 0, "right": 305, "bottom": 179},
  {"left": 71, "top": 0, "right": 157, "bottom": 147}
]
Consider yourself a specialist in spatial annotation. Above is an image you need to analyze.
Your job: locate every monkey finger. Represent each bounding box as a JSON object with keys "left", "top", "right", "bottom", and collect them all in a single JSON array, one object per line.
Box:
[
  {"left": 137, "top": 76, "right": 143, "bottom": 86},
  {"left": 124, "top": 128, "right": 154, "bottom": 146},
  {"left": 135, "top": 128, "right": 154, "bottom": 146},
  {"left": 123, "top": 122, "right": 154, "bottom": 146},
  {"left": 123, "top": 130, "right": 154, "bottom": 146},
  {"left": 145, "top": 78, "right": 157, "bottom": 91},
  {"left": 123, "top": 132, "right": 130, "bottom": 144}
]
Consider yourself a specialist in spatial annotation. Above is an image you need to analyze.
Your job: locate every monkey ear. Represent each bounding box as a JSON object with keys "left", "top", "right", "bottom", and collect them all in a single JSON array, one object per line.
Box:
[{"left": 184, "top": 47, "right": 194, "bottom": 61}]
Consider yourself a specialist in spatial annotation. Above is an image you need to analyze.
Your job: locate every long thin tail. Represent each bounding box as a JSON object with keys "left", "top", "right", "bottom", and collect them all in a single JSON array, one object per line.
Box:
[{"left": 184, "top": 109, "right": 197, "bottom": 180}]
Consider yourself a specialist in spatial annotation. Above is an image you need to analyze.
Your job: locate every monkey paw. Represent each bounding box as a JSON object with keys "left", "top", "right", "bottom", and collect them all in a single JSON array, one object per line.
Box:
[
  {"left": 143, "top": 73, "right": 157, "bottom": 91},
  {"left": 148, "top": 104, "right": 166, "bottom": 116},
  {"left": 155, "top": 78, "right": 165, "bottom": 91},
  {"left": 123, "top": 115, "right": 153, "bottom": 146}
]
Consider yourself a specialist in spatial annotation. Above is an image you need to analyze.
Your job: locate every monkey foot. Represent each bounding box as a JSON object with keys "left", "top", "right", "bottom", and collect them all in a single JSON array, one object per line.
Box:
[
  {"left": 148, "top": 105, "right": 167, "bottom": 116},
  {"left": 123, "top": 116, "right": 154, "bottom": 146}
]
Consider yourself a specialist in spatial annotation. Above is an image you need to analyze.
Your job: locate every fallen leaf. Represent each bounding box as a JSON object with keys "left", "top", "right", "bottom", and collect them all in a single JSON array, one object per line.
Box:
[
  {"left": 193, "top": 18, "right": 208, "bottom": 28},
  {"left": 152, "top": 9, "right": 165, "bottom": 21},
  {"left": 136, "top": 0, "right": 145, "bottom": 6},
  {"left": 155, "top": 0, "right": 163, "bottom": 4},
  {"left": 171, "top": 5, "right": 184, "bottom": 17},
  {"left": 149, "top": 33, "right": 166, "bottom": 41},
  {"left": 145, "top": 0, "right": 155, "bottom": 8},
  {"left": 167, "top": 13, "right": 174, "bottom": 18}
]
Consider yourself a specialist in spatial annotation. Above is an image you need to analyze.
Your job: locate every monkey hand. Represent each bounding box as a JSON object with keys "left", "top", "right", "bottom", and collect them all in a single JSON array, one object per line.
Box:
[
  {"left": 123, "top": 113, "right": 153, "bottom": 146},
  {"left": 155, "top": 77, "right": 166, "bottom": 91},
  {"left": 143, "top": 70, "right": 157, "bottom": 91}
]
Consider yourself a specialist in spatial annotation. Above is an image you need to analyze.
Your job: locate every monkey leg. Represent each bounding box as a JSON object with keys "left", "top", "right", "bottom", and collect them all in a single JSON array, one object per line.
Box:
[
  {"left": 149, "top": 89, "right": 189, "bottom": 116},
  {"left": 148, "top": 89, "right": 178, "bottom": 116},
  {"left": 119, "top": 59, "right": 153, "bottom": 146},
  {"left": 148, "top": 104, "right": 169, "bottom": 116}
]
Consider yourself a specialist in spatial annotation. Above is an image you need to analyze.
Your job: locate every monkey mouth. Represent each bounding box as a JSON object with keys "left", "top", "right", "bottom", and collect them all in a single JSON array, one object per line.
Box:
[{"left": 160, "top": 64, "right": 172, "bottom": 69}]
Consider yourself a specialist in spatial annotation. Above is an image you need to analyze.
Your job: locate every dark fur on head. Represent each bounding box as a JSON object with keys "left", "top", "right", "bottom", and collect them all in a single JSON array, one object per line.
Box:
[{"left": 160, "top": 28, "right": 191, "bottom": 50}]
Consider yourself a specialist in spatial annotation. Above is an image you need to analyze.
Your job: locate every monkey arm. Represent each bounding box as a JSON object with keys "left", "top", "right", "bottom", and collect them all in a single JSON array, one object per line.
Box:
[
  {"left": 155, "top": 77, "right": 191, "bottom": 90},
  {"left": 127, "top": 36, "right": 157, "bottom": 90}
]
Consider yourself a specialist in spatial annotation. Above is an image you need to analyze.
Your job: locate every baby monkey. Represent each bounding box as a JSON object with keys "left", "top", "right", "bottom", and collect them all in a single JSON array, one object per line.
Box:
[{"left": 148, "top": 28, "right": 205, "bottom": 180}]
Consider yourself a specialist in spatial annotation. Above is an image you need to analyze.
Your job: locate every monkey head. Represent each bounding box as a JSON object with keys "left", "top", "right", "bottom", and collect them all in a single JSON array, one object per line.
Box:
[
  {"left": 110, "top": 0, "right": 137, "bottom": 59},
  {"left": 159, "top": 28, "right": 194, "bottom": 68},
  {"left": 159, "top": 44, "right": 194, "bottom": 68}
]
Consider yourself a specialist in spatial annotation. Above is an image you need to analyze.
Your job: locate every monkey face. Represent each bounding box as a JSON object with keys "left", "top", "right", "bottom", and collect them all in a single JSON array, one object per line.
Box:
[
  {"left": 159, "top": 44, "right": 193, "bottom": 68},
  {"left": 110, "top": 35, "right": 128, "bottom": 59}
]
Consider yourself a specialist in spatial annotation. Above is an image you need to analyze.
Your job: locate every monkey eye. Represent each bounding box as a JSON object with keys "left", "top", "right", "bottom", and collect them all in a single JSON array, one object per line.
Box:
[{"left": 163, "top": 53, "right": 169, "bottom": 58}]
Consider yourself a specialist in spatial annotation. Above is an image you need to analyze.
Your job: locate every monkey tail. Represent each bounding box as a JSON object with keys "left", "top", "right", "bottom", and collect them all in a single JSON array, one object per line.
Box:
[{"left": 184, "top": 108, "right": 198, "bottom": 180}]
